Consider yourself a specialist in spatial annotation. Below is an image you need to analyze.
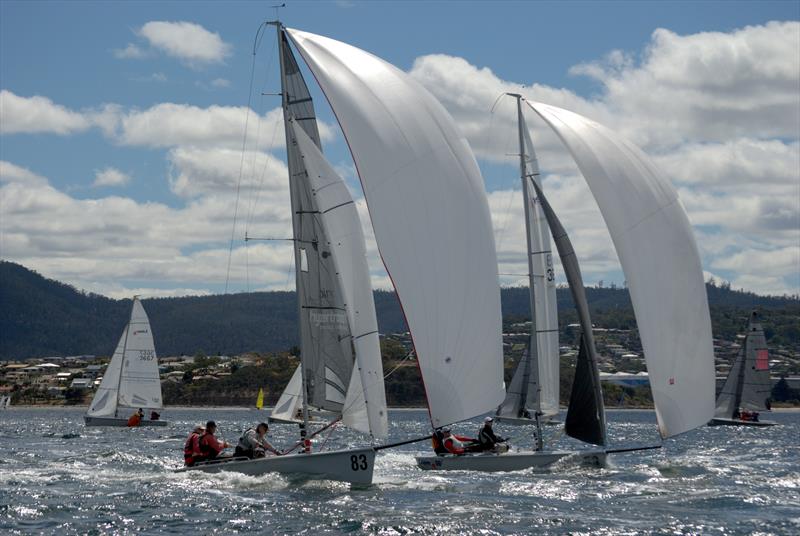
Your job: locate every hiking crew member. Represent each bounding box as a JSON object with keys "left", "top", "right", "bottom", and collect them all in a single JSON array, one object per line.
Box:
[
  {"left": 478, "top": 417, "right": 508, "bottom": 452},
  {"left": 431, "top": 429, "right": 448, "bottom": 455},
  {"left": 234, "top": 422, "right": 280, "bottom": 459},
  {"left": 442, "top": 429, "right": 478, "bottom": 455},
  {"left": 183, "top": 425, "right": 205, "bottom": 466},
  {"left": 198, "top": 420, "right": 231, "bottom": 462}
]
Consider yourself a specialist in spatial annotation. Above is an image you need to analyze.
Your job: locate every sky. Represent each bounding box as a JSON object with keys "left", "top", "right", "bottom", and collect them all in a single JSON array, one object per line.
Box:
[{"left": 1, "top": 0, "right": 798, "bottom": 299}]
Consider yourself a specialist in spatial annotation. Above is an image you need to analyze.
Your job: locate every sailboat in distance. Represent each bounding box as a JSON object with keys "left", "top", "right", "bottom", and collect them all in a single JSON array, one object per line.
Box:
[
  {"left": 180, "top": 23, "right": 388, "bottom": 484},
  {"left": 255, "top": 387, "right": 264, "bottom": 410},
  {"left": 709, "top": 311, "right": 777, "bottom": 427},
  {"left": 85, "top": 297, "right": 167, "bottom": 427}
]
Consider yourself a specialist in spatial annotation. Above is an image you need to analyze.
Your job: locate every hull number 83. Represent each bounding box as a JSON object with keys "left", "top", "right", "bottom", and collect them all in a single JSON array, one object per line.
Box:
[{"left": 350, "top": 454, "right": 368, "bottom": 471}]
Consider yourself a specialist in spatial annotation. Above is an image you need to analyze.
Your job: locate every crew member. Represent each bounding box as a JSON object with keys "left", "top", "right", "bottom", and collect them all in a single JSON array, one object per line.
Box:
[
  {"left": 442, "top": 429, "right": 478, "bottom": 455},
  {"left": 127, "top": 408, "right": 144, "bottom": 427},
  {"left": 478, "top": 417, "right": 508, "bottom": 453},
  {"left": 235, "top": 422, "right": 280, "bottom": 458},
  {"left": 198, "top": 420, "right": 231, "bottom": 462},
  {"left": 183, "top": 425, "right": 204, "bottom": 466}
]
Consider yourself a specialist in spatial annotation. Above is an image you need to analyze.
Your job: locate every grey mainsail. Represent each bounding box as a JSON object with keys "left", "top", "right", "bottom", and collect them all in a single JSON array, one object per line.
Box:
[
  {"left": 529, "top": 179, "right": 607, "bottom": 447},
  {"left": 715, "top": 311, "right": 773, "bottom": 418},
  {"left": 279, "top": 30, "right": 353, "bottom": 413}
]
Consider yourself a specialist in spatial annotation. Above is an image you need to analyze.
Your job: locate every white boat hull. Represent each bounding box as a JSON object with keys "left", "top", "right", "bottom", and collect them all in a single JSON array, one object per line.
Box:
[
  {"left": 84, "top": 416, "right": 168, "bottom": 427},
  {"left": 416, "top": 449, "right": 606, "bottom": 472},
  {"left": 708, "top": 417, "right": 777, "bottom": 427},
  {"left": 176, "top": 446, "right": 376, "bottom": 484}
]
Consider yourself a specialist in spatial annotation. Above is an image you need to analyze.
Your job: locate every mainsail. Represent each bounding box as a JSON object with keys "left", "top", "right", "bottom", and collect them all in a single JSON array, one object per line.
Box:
[
  {"left": 526, "top": 101, "right": 715, "bottom": 438},
  {"left": 287, "top": 28, "right": 504, "bottom": 428},
  {"left": 715, "top": 311, "right": 773, "bottom": 418},
  {"left": 290, "top": 120, "right": 388, "bottom": 438},
  {"left": 87, "top": 297, "right": 163, "bottom": 418},
  {"left": 279, "top": 31, "right": 353, "bottom": 415},
  {"left": 498, "top": 97, "right": 560, "bottom": 422}
]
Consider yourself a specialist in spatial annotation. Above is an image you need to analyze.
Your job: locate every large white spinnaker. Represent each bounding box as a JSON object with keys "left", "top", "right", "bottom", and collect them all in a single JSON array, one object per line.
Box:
[
  {"left": 527, "top": 102, "right": 715, "bottom": 438},
  {"left": 287, "top": 28, "right": 504, "bottom": 428},
  {"left": 87, "top": 298, "right": 163, "bottom": 417},
  {"left": 291, "top": 121, "right": 388, "bottom": 439}
]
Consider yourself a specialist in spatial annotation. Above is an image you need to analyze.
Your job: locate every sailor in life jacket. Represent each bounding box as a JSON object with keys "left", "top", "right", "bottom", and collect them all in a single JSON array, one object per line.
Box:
[
  {"left": 441, "top": 428, "right": 477, "bottom": 455},
  {"left": 234, "top": 422, "right": 280, "bottom": 459},
  {"left": 127, "top": 408, "right": 144, "bottom": 427},
  {"left": 183, "top": 425, "right": 205, "bottom": 466},
  {"left": 198, "top": 420, "right": 231, "bottom": 461}
]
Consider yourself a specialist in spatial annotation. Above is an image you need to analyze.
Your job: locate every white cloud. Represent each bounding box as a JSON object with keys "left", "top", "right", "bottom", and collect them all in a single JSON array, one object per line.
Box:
[
  {"left": 210, "top": 78, "right": 230, "bottom": 88},
  {"left": 93, "top": 167, "right": 131, "bottom": 187},
  {"left": 138, "top": 21, "right": 232, "bottom": 67},
  {"left": 0, "top": 160, "right": 48, "bottom": 186},
  {"left": 0, "top": 90, "right": 91, "bottom": 135},
  {"left": 113, "top": 43, "right": 147, "bottom": 59}
]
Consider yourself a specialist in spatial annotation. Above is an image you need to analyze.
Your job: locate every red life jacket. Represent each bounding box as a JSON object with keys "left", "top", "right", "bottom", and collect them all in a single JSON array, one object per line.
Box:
[{"left": 184, "top": 432, "right": 201, "bottom": 465}]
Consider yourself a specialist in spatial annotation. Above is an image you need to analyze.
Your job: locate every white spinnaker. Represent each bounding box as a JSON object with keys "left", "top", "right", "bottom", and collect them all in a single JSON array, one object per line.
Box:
[
  {"left": 521, "top": 116, "right": 560, "bottom": 418},
  {"left": 287, "top": 28, "right": 504, "bottom": 428},
  {"left": 116, "top": 299, "right": 163, "bottom": 410},
  {"left": 87, "top": 328, "right": 127, "bottom": 417},
  {"left": 527, "top": 101, "right": 715, "bottom": 438},
  {"left": 270, "top": 364, "right": 304, "bottom": 423},
  {"left": 291, "top": 121, "right": 388, "bottom": 439}
]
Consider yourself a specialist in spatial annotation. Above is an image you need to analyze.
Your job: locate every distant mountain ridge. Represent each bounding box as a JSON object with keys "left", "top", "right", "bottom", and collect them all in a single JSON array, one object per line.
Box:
[{"left": 1, "top": 260, "right": 798, "bottom": 359}]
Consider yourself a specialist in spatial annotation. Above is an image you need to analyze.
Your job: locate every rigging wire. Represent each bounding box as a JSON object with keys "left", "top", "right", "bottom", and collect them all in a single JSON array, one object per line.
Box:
[{"left": 223, "top": 24, "right": 268, "bottom": 296}]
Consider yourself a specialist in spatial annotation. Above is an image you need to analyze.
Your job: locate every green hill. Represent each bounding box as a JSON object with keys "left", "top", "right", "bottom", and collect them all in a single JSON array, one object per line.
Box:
[{"left": 1, "top": 260, "right": 798, "bottom": 359}]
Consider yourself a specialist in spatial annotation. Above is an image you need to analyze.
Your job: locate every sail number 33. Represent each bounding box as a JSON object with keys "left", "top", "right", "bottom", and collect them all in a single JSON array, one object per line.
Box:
[{"left": 350, "top": 454, "right": 368, "bottom": 471}]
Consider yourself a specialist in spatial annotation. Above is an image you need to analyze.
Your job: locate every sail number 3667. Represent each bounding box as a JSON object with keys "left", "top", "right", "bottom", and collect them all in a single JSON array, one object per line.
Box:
[
  {"left": 139, "top": 350, "right": 155, "bottom": 361},
  {"left": 350, "top": 454, "right": 368, "bottom": 471}
]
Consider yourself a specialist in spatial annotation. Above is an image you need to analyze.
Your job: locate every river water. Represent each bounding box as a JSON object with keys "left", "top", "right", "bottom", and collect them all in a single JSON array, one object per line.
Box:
[{"left": 1, "top": 407, "right": 798, "bottom": 535}]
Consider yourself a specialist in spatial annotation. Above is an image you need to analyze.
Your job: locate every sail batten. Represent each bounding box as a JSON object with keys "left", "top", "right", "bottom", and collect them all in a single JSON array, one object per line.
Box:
[
  {"left": 287, "top": 28, "right": 504, "bottom": 428},
  {"left": 527, "top": 101, "right": 715, "bottom": 438}
]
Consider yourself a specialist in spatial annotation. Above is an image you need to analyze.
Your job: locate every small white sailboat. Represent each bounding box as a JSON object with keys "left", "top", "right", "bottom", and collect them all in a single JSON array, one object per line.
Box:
[
  {"left": 182, "top": 23, "right": 388, "bottom": 484},
  {"left": 495, "top": 95, "right": 560, "bottom": 433},
  {"left": 268, "top": 365, "right": 330, "bottom": 424},
  {"left": 84, "top": 297, "right": 167, "bottom": 427},
  {"left": 418, "top": 95, "right": 716, "bottom": 472},
  {"left": 0, "top": 395, "right": 11, "bottom": 409},
  {"left": 709, "top": 311, "right": 777, "bottom": 427}
]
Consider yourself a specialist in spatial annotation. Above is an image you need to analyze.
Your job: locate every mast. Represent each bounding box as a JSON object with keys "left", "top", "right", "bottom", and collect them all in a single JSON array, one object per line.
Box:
[
  {"left": 112, "top": 297, "right": 136, "bottom": 418},
  {"left": 275, "top": 21, "right": 311, "bottom": 441},
  {"left": 512, "top": 93, "right": 544, "bottom": 450}
]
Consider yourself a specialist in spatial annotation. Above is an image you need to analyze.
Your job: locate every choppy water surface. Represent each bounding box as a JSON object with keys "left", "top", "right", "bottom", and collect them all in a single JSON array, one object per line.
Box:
[{"left": 1, "top": 408, "right": 798, "bottom": 535}]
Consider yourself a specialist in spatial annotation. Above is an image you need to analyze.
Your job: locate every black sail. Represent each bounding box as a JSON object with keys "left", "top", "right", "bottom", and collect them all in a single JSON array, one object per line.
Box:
[{"left": 529, "top": 179, "right": 607, "bottom": 446}]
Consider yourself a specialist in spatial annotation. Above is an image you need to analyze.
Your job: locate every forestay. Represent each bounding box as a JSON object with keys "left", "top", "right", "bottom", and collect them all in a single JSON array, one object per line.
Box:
[
  {"left": 87, "top": 298, "right": 162, "bottom": 417},
  {"left": 287, "top": 28, "right": 504, "bottom": 428},
  {"left": 291, "top": 121, "right": 388, "bottom": 439},
  {"left": 527, "top": 101, "right": 715, "bottom": 438}
]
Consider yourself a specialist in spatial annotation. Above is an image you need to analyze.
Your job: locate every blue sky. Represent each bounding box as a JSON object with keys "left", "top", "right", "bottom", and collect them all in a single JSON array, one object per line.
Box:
[{"left": 1, "top": 1, "right": 798, "bottom": 298}]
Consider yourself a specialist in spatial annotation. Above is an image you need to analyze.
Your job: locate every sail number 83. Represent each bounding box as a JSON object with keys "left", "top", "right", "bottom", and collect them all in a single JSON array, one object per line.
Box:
[{"left": 350, "top": 454, "right": 368, "bottom": 471}]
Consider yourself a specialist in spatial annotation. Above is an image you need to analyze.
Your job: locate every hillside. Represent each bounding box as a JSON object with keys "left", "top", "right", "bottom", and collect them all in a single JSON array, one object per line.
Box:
[{"left": 1, "top": 261, "right": 798, "bottom": 359}]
